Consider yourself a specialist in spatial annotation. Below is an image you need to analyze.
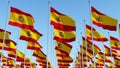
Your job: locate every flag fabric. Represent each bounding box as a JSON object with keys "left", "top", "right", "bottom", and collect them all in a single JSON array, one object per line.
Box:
[
  {"left": 4, "top": 40, "right": 16, "bottom": 52},
  {"left": 56, "top": 50, "right": 69, "bottom": 57},
  {"left": 20, "top": 28, "right": 42, "bottom": 44},
  {"left": 114, "top": 57, "right": 120, "bottom": 67},
  {"left": 55, "top": 40, "right": 72, "bottom": 56},
  {"left": 86, "top": 24, "right": 108, "bottom": 42},
  {"left": 91, "top": 6, "right": 118, "bottom": 31},
  {"left": 50, "top": 7, "right": 76, "bottom": 31},
  {"left": 6, "top": 58, "right": 15, "bottom": 67},
  {"left": 27, "top": 41, "right": 42, "bottom": 50},
  {"left": 33, "top": 50, "right": 46, "bottom": 60},
  {"left": 0, "top": 29, "right": 11, "bottom": 44},
  {"left": 57, "top": 56, "right": 73, "bottom": 63},
  {"left": 8, "top": 50, "right": 25, "bottom": 62},
  {"left": 110, "top": 36, "right": 120, "bottom": 50},
  {"left": 9, "top": 7, "right": 34, "bottom": 31},
  {"left": 54, "top": 29, "right": 76, "bottom": 42},
  {"left": 104, "top": 45, "right": 119, "bottom": 57},
  {"left": 82, "top": 37, "right": 101, "bottom": 56}
]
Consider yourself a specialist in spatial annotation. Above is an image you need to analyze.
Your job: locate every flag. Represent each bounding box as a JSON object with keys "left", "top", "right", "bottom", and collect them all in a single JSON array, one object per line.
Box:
[
  {"left": 114, "top": 57, "right": 120, "bottom": 67},
  {"left": 7, "top": 58, "right": 15, "bottom": 67},
  {"left": 82, "top": 37, "right": 101, "bottom": 56},
  {"left": 57, "top": 56, "right": 73, "bottom": 63},
  {"left": 104, "top": 45, "right": 119, "bottom": 57},
  {"left": 56, "top": 50, "right": 69, "bottom": 57},
  {"left": 98, "top": 52, "right": 112, "bottom": 63},
  {"left": 91, "top": 6, "right": 118, "bottom": 31},
  {"left": 55, "top": 40, "right": 72, "bottom": 56},
  {"left": 8, "top": 50, "right": 25, "bottom": 62},
  {"left": 86, "top": 24, "right": 108, "bottom": 42},
  {"left": 0, "top": 29, "right": 11, "bottom": 44},
  {"left": 110, "top": 36, "right": 120, "bottom": 50},
  {"left": 50, "top": 7, "right": 76, "bottom": 31},
  {"left": 27, "top": 41, "right": 42, "bottom": 50},
  {"left": 4, "top": 40, "right": 16, "bottom": 52},
  {"left": 33, "top": 50, "right": 46, "bottom": 59},
  {"left": 20, "top": 28, "right": 42, "bottom": 44},
  {"left": 9, "top": 6, "right": 34, "bottom": 31},
  {"left": 54, "top": 29, "right": 76, "bottom": 42}
]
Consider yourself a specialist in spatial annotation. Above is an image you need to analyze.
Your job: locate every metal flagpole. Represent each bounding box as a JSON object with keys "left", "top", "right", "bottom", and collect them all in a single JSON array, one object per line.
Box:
[
  {"left": 0, "top": 0, "right": 10, "bottom": 67},
  {"left": 108, "top": 32, "right": 114, "bottom": 68},
  {"left": 88, "top": 0, "right": 96, "bottom": 68},
  {"left": 80, "top": 32, "right": 84, "bottom": 68},
  {"left": 83, "top": 19, "right": 88, "bottom": 67},
  {"left": 47, "top": 1, "right": 50, "bottom": 68},
  {"left": 102, "top": 42, "right": 106, "bottom": 68}
]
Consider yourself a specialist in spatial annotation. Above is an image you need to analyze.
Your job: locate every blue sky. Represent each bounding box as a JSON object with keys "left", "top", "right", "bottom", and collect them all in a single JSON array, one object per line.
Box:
[{"left": 0, "top": 0, "right": 120, "bottom": 68}]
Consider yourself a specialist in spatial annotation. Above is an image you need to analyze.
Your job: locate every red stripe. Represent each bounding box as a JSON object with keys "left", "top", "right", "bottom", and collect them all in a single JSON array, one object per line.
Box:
[
  {"left": 16, "top": 56, "right": 24, "bottom": 62},
  {"left": 27, "top": 46, "right": 40, "bottom": 50},
  {"left": 50, "top": 7, "right": 65, "bottom": 15},
  {"left": 86, "top": 24, "right": 95, "bottom": 31},
  {"left": 91, "top": 6, "right": 104, "bottom": 15},
  {"left": 0, "top": 29, "right": 11, "bottom": 34},
  {"left": 58, "top": 64, "right": 70, "bottom": 66},
  {"left": 20, "top": 36, "right": 39, "bottom": 44},
  {"left": 54, "top": 36, "right": 75, "bottom": 42},
  {"left": 11, "top": 7, "right": 33, "bottom": 17},
  {"left": 0, "top": 39, "right": 10, "bottom": 44},
  {"left": 9, "top": 21, "right": 34, "bottom": 31},
  {"left": 111, "top": 46, "right": 120, "bottom": 50},
  {"left": 4, "top": 47, "right": 16, "bottom": 52},
  {"left": 8, "top": 54, "right": 15, "bottom": 58},
  {"left": 87, "top": 37, "right": 108, "bottom": 42},
  {"left": 110, "top": 36, "right": 119, "bottom": 41},
  {"left": 58, "top": 60, "right": 73, "bottom": 63},
  {"left": 56, "top": 54, "right": 69, "bottom": 57},
  {"left": 51, "top": 21, "right": 76, "bottom": 31},
  {"left": 93, "top": 21, "right": 117, "bottom": 31}
]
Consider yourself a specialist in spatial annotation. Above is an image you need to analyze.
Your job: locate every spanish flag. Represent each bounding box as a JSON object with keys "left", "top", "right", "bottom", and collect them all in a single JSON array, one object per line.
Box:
[
  {"left": 82, "top": 37, "right": 101, "bottom": 56},
  {"left": 9, "top": 7, "right": 34, "bottom": 31},
  {"left": 98, "top": 52, "right": 112, "bottom": 63},
  {"left": 57, "top": 56, "right": 73, "bottom": 63},
  {"left": 56, "top": 50, "right": 69, "bottom": 57},
  {"left": 33, "top": 50, "right": 46, "bottom": 60},
  {"left": 0, "top": 29, "right": 11, "bottom": 44},
  {"left": 54, "top": 29, "right": 76, "bottom": 42},
  {"left": 50, "top": 7, "right": 76, "bottom": 31},
  {"left": 7, "top": 58, "right": 15, "bottom": 67},
  {"left": 8, "top": 50, "right": 25, "bottom": 62},
  {"left": 4, "top": 40, "right": 16, "bottom": 52},
  {"left": 27, "top": 41, "right": 42, "bottom": 50},
  {"left": 20, "top": 28, "right": 42, "bottom": 44},
  {"left": 86, "top": 24, "right": 108, "bottom": 42},
  {"left": 55, "top": 40, "right": 72, "bottom": 56},
  {"left": 104, "top": 45, "right": 119, "bottom": 57},
  {"left": 91, "top": 6, "right": 118, "bottom": 31},
  {"left": 114, "top": 57, "right": 120, "bottom": 67},
  {"left": 110, "top": 36, "right": 120, "bottom": 50}
]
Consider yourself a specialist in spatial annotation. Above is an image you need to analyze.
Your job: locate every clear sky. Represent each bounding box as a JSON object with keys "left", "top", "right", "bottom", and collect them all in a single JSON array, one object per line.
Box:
[{"left": 0, "top": 0, "right": 120, "bottom": 68}]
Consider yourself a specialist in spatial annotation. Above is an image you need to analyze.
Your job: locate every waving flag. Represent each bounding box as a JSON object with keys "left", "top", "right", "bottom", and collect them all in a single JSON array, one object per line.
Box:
[
  {"left": 27, "top": 41, "right": 42, "bottom": 50},
  {"left": 50, "top": 7, "right": 76, "bottom": 31},
  {"left": 110, "top": 36, "right": 120, "bottom": 50},
  {"left": 55, "top": 41, "right": 72, "bottom": 56},
  {"left": 9, "top": 7, "right": 34, "bottom": 31},
  {"left": 91, "top": 6, "right": 118, "bottom": 31},
  {"left": 20, "top": 29, "right": 42, "bottom": 44},
  {"left": 86, "top": 24, "right": 108, "bottom": 42},
  {"left": 33, "top": 50, "right": 46, "bottom": 59},
  {"left": 54, "top": 29, "right": 76, "bottom": 42}
]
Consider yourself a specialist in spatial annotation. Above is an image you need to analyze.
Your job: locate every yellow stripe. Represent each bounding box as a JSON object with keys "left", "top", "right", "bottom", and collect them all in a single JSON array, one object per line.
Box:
[{"left": 50, "top": 12, "right": 75, "bottom": 27}]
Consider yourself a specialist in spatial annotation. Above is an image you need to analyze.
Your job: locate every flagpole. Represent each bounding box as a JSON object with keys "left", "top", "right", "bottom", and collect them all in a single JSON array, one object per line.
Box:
[
  {"left": 102, "top": 42, "right": 106, "bottom": 67},
  {"left": 108, "top": 32, "right": 114, "bottom": 68},
  {"left": 83, "top": 20, "right": 89, "bottom": 67},
  {"left": 80, "top": 32, "right": 84, "bottom": 68},
  {"left": 47, "top": 1, "right": 50, "bottom": 68},
  {"left": 0, "top": 0, "right": 10, "bottom": 67},
  {"left": 88, "top": 0, "right": 96, "bottom": 68}
]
